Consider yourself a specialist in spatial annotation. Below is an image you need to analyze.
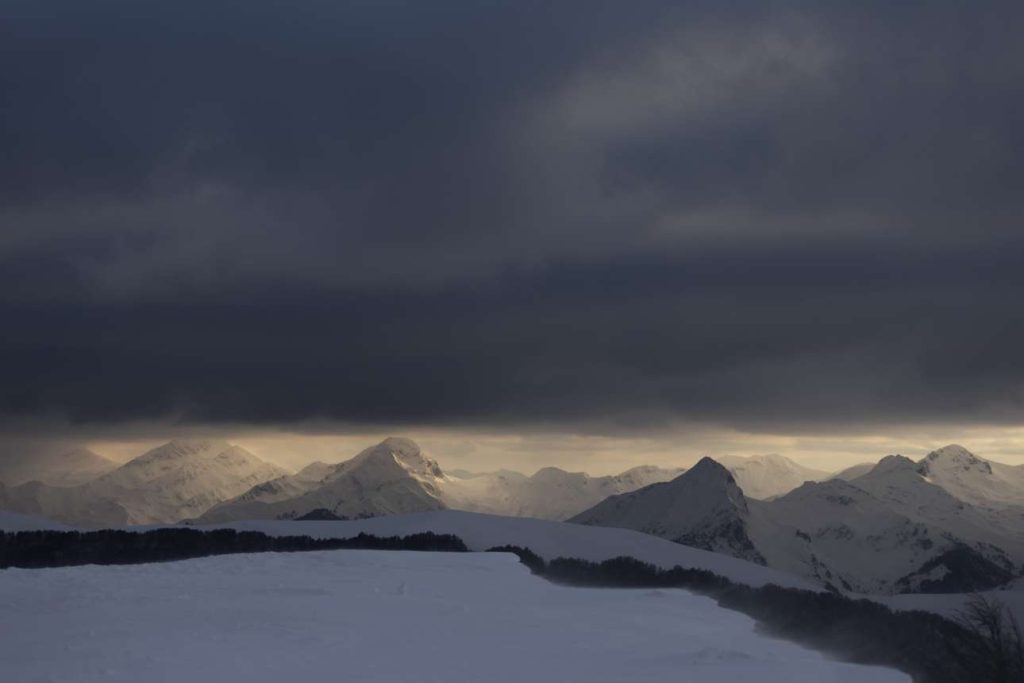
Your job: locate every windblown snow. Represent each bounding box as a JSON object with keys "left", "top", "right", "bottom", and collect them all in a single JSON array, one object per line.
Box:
[{"left": 0, "top": 550, "right": 908, "bottom": 683}]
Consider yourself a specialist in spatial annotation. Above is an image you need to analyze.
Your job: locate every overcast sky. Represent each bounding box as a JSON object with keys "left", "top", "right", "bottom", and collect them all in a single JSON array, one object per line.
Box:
[{"left": 2, "top": 1, "right": 1023, "bottom": 471}]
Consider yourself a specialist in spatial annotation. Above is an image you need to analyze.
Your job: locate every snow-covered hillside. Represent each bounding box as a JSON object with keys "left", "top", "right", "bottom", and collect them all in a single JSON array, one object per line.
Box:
[
  {"left": 0, "top": 440, "right": 288, "bottom": 526},
  {"left": 0, "top": 550, "right": 908, "bottom": 683},
  {"left": 199, "top": 461, "right": 335, "bottom": 515},
  {"left": 915, "top": 444, "right": 1024, "bottom": 508},
  {"left": 571, "top": 453, "right": 1023, "bottom": 593},
  {"left": 852, "top": 454, "right": 1024, "bottom": 569},
  {"left": 570, "top": 458, "right": 765, "bottom": 564},
  {"left": 717, "top": 453, "right": 829, "bottom": 500},
  {"left": 746, "top": 480, "right": 992, "bottom": 593},
  {"left": 200, "top": 437, "right": 446, "bottom": 522}
]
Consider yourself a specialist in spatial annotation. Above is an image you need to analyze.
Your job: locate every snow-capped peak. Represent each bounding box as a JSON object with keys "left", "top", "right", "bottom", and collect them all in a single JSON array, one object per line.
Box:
[
  {"left": 926, "top": 444, "right": 973, "bottom": 459},
  {"left": 131, "top": 439, "right": 233, "bottom": 465},
  {"left": 378, "top": 436, "right": 422, "bottom": 457},
  {"left": 342, "top": 437, "right": 444, "bottom": 481},
  {"left": 912, "top": 444, "right": 1024, "bottom": 508},
  {"left": 920, "top": 444, "right": 991, "bottom": 475},
  {"left": 570, "top": 457, "right": 763, "bottom": 563}
]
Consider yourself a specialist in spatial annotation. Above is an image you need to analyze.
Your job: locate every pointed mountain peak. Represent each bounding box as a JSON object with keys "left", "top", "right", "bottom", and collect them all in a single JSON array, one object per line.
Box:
[
  {"left": 678, "top": 458, "right": 747, "bottom": 510},
  {"left": 570, "top": 457, "right": 760, "bottom": 564},
  {"left": 686, "top": 456, "right": 735, "bottom": 482},
  {"left": 348, "top": 437, "right": 443, "bottom": 480}
]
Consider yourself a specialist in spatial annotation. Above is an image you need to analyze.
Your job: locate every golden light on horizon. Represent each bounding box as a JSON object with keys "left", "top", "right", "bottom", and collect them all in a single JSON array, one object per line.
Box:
[{"left": 84, "top": 423, "right": 1024, "bottom": 475}]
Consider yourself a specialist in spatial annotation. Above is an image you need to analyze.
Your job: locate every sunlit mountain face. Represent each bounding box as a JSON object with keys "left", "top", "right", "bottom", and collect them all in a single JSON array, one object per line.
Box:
[{"left": 2, "top": 2, "right": 1023, "bottom": 682}]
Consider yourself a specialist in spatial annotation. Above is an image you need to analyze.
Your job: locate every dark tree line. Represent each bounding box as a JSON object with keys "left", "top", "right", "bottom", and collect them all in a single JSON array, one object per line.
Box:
[
  {"left": 487, "top": 546, "right": 1022, "bottom": 683},
  {"left": 0, "top": 528, "right": 467, "bottom": 568}
]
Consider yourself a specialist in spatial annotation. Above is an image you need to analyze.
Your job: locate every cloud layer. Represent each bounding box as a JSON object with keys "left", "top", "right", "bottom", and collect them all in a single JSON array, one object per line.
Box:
[{"left": 2, "top": 1, "right": 1023, "bottom": 437}]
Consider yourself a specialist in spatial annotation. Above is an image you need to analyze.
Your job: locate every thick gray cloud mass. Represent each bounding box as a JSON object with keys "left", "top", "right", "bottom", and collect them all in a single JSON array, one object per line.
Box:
[{"left": 1, "top": 1, "right": 1023, "bottom": 434}]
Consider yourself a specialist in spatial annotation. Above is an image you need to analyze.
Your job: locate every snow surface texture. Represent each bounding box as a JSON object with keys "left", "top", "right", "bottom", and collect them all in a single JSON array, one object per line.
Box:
[{"left": 0, "top": 550, "right": 908, "bottom": 683}]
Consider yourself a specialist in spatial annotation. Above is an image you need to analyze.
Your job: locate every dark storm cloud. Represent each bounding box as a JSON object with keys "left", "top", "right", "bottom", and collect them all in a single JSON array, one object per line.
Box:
[{"left": 1, "top": 1, "right": 1023, "bottom": 434}]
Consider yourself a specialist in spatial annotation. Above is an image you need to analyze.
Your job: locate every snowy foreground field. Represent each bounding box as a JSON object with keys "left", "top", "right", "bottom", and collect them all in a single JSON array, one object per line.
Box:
[
  {"left": 204, "top": 511, "right": 1024, "bottom": 625},
  {"left": 0, "top": 549, "right": 907, "bottom": 683}
]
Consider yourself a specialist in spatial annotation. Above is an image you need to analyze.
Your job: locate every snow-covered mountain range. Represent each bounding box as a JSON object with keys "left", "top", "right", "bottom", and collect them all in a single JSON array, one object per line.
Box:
[
  {"left": 201, "top": 437, "right": 447, "bottom": 522},
  {"left": 0, "top": 436, "right": 848, "bottom": 526},
  {"left": 201, "top": 437, "right": 685, "bottom": 523},
  {"left": 572, "top": 445, "right": 1024, "bottom": 593},
  {"left": 2, "top": 436, "right": 1022, "bottom": 595},
  {"left": 0, "top": 440, "right": 287, "bottom": 526}
]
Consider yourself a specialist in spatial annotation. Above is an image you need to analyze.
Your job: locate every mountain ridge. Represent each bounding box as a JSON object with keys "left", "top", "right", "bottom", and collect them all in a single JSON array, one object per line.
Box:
[{"left": 572, "top": 449, "right": 1023, "bottom": 593}]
